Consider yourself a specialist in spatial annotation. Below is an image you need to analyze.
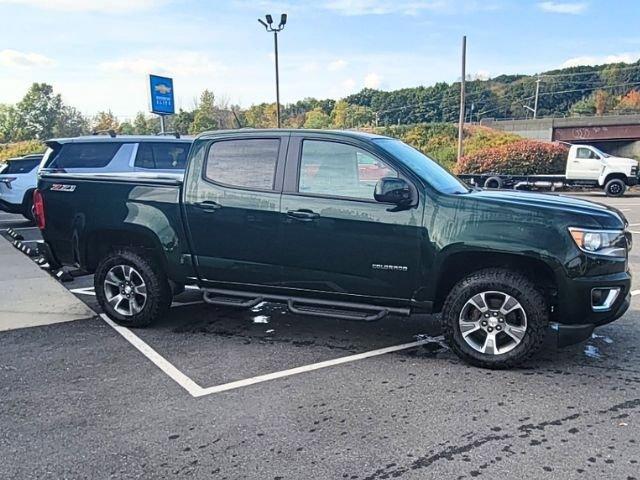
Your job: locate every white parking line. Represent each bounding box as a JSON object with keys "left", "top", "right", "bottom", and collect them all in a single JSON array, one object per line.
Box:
[
  {"left": 195, "top": 339, "right": 431, "bottom": 396},
  {"left": 99, "top": 313, "right": 431, "bottom": 398},
  {"left": 631, "top": 290, "right": 640, "bottom": 296},
  {"left": 101, "top": 315, "right": 204, "bottom": 397},
  {"left": 69, "top": 286, "right": 96, "bottom": 296}
]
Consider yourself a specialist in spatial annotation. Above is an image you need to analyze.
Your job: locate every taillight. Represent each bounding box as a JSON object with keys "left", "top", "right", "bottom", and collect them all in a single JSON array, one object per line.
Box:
[{"left": 33, "top": 189, "right": 45, "bottom": 230}]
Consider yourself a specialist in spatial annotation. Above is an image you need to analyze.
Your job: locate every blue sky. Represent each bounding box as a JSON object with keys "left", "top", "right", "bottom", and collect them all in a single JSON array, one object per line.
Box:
[{"left": 0, "top": 0, "right": 638, "bottom": 120}]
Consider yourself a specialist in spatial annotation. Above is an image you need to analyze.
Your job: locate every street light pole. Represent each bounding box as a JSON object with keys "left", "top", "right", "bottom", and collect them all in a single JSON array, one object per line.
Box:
[
  {"left": 457, "top": 35, "right": 467, "bottom": 162},
  {"left": 259, "top": 13, "right": 287, "bottom": 128}
]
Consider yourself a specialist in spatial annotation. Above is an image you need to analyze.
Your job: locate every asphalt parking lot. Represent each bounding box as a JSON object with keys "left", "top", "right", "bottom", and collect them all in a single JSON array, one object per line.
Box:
[{"left": 1, "top": 192, "right": 640, "bottom": 480}]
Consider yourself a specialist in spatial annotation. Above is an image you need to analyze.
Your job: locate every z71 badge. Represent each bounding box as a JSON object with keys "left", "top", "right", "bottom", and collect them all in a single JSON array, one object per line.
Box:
[{"left": 50, "top": 184, "right": 76, "bottom": 192}]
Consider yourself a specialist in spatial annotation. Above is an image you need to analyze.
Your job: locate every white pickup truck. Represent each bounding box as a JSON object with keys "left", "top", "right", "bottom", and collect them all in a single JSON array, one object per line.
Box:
[{"left": 459, "top": 144, "right": 639, "bottom": 197}]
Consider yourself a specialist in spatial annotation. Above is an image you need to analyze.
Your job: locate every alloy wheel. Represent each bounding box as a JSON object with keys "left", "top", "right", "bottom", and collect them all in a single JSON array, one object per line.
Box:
[
  {"left": 458, "top": 291, "right": 527, "bottom": 355},
  {"left": 103, "top": 264, "right": 148, "bottom": 317}
]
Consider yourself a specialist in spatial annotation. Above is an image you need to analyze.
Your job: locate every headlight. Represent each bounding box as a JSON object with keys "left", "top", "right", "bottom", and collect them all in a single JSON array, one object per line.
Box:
[{"left": 569, "top": 228, "right": 628, "bottom": 257}]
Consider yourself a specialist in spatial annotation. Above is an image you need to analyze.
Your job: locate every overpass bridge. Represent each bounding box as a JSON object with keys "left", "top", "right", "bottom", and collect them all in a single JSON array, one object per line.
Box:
[{"left": 481, "top": 114, "right": 640, "bottom": 158}]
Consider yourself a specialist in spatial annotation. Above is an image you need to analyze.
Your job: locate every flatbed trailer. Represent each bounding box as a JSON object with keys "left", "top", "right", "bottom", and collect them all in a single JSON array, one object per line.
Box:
[
  {"left": 457, "top": 144, "right": 639, "bottom": 196},
  {"left": 458, "top": 174, "right": 600, "bottom": 192}
]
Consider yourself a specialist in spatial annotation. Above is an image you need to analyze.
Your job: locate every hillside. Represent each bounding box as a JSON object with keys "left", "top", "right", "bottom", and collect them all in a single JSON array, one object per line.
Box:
[{"left": 343, "top": 60, "right": 640, "bottom": 126}]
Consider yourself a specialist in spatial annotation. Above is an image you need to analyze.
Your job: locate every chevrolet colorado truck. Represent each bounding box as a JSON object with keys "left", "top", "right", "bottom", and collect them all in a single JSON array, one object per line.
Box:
[{"left": 35, "top": 129, "right": 632, "bottom": 368}]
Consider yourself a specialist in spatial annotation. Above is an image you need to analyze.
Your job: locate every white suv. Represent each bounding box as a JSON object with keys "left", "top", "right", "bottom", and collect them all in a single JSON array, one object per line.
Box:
[{"left": 0, "top": 154, "right": 44, "bottom": 221}]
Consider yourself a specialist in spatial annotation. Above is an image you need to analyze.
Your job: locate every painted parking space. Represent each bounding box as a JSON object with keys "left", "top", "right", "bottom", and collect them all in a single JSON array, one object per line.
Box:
[
  {"left": 2, "top": 192, "right": 640, "bottom": 396},
  {"left": 3, "top": 193, "right": 640, "bottom": 479}
]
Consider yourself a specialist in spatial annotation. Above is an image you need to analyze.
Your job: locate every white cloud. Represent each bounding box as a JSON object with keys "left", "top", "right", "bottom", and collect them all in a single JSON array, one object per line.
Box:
[
  {"left": 0, "top": 0, "right": 163, "bottom": 12},
  {"left": 364, "top": 72, "right": 382, "bottom": 88},
  {"left": 99, "top": 52, "right": 227, "bottom": 78},
  {"left": 561, "top": 53, "right": 640, "bottom": 68},
  {"left": 328, "top": 59, "right": 348, "bottom": 71},
  {"left": 537, "top": 1, "right": 587, "bottom": 14},
  {"left": 342, "top": 78, "right": 356, "bottom": 90},
  {"left": 0, "top": 49, "right": 55, "bottom": 68}
]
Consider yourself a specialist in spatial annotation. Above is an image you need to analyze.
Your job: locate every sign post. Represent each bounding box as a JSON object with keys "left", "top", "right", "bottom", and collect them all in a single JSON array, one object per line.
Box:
[{"left": 149, "top": 74, "right": 175, "bottom": 134}]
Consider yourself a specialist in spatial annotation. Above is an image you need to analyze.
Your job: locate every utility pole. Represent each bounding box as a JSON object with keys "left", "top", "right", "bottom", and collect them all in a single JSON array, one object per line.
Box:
[
  {"left": 259, "top": 14, "right": 287, "bottom": 128},
  {"left": 457, "top": 35, "right": 466, "bottom": 162},
  {"left": 533, "top": 76, "right": 541, "bottom": 119}
]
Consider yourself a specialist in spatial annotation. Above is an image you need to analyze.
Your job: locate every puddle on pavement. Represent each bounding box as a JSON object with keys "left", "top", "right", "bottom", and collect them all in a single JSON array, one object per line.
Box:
[{"left": 582, "top": 332, "right": 616, "bottom": 360}]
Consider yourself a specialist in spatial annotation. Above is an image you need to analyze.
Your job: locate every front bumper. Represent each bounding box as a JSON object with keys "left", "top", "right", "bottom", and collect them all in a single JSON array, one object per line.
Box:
[
  {"left": 552, "top": 291, "right": 630, "bottom": 346},
  {"left": 553, "top": 270, "right": 631, "bottom": 346}
]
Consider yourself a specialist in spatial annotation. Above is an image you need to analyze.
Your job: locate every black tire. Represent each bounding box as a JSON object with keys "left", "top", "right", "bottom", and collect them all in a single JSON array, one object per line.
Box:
[
  {"left": 605, "top": 178, "right": 626, "bottom": 197},
  {"left": 22, "top": 192, "right": 35, "bottom": 222},
  {"left": 441, "top": 268, "right": 548, "bottom": 369},
  {"left": 95, "top": 248, "right": 171, "bottom": 327},
  {"left": 484, "top": 176, "right": 503, "bottom": 189}
]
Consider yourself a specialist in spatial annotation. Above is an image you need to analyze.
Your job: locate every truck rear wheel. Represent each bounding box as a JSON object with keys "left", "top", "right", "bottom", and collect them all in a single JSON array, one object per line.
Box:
[
  {"left": 441, "top": 268, "right": 548, "bottom": 369},
  {"left": 605, "top": 178, "right": 626, "bottom": 197},
  {"left": 95, "top": 248, "right": 171, "bottom": 327}
]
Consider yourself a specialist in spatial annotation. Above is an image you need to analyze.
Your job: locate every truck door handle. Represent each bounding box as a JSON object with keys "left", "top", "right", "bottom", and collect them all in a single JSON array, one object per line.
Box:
[
  {"left": 195, "top": 200, "right": 221, "bottom": 212},
  {"left": 286, "top": 209, "right": 319, "bottom": 221}
]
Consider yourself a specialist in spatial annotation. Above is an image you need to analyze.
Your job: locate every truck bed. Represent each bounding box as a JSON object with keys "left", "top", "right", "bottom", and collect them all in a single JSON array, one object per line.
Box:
[{"left": 38, "top": 172, "right": 194, "bottom": 281}]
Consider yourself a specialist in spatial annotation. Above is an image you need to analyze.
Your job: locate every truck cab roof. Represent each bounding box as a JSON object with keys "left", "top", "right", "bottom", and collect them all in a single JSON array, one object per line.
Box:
[{"left": 195, "top": 128, "right": 390, "bottom": 141}]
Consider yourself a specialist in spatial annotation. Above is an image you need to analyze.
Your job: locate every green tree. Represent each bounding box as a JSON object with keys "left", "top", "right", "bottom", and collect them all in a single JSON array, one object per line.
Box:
[
  {"left": 190, "top": 90, "right": 219, "bottom": 134},
  {"left": 172, "top": 109, "right": 195, "bottom": 134},
  {"left": 330, "top": 100, "right": 349, "bottom": 128},
  {"left": 0, "top": 104, "right": 19, "bottom": 143},
  {"left": 14, "top": 83, "right": 63, "bottom": 140},
  {"left": 132, "top": 112, "right": 157, "bottom": 134},
  {"left": 304, "top": 107, "right": 331, "bottom": 129},
  {"left": 54, "top": 106, "right": 89, "bottom": 137},
  {"left": 92, "top": 110, "right": 120, "bottom": 133},
  {"left": 119, "top": 121, "right": 135, "bottom": 135}
]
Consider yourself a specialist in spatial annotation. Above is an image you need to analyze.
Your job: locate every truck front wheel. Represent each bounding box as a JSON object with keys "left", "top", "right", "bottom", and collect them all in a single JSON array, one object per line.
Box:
[
  {"left": 441, "top": 268, "right": 548, "bottom": 369},
  {"left": 95, "top": 248, "right": 171, "bottom": 327},
  {"left": 605, "top": 178, "right": 626, "bottom": 197}
]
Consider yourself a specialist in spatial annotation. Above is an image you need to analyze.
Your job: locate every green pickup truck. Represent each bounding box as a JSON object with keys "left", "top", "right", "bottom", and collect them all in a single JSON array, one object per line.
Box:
[{"left": 36, "top": 129, "right": 632, "bottom": 368}]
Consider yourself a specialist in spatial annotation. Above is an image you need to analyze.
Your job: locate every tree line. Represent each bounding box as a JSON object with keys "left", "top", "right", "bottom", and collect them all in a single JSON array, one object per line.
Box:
[{"left": 1, "top": 59, "right": 640, "bottom": 143}]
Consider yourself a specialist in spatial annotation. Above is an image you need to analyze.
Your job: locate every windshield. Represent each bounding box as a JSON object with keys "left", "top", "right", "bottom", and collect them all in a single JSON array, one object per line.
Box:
[
  {"left": 591, "top": 146, "right": 610, "bottom": 158},
  {"left": 374, "top": 139, "right": 470, "bottom": 194}
]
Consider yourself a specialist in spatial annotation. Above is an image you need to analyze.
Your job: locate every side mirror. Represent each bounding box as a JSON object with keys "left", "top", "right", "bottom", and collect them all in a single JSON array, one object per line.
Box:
[{"left": 374, "top": 177, "right": 413, "bottom": 206}]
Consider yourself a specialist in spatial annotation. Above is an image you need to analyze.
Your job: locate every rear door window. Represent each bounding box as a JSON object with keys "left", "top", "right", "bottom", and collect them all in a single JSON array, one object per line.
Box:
[
  {"left": 134, "top": 142, "right": 190, "bottom": 170},
  {"left": 205, "top": 138, "right": 280, "bottom": 190},
  {"left": 1, "top": 158, "right": 41, "bottom": 174},
  {"left": 48, "top": 143, "right": 122, "bottom": 169}
]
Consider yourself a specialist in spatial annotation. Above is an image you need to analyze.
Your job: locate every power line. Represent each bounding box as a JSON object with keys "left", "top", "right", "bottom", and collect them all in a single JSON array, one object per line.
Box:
[{"left": 476, "top": 81, "right": 640, "bottom": 117}]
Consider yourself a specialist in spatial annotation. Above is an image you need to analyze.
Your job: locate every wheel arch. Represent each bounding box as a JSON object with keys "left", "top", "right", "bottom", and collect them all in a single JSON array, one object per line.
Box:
[
  {"left": 431, "top": 250, "right": 558, "bottom": 312},
  {"left": 84, "top": 227, "right": 167, "bottom": 273},
  {"left": 599, "top": 171, "right": 627, "bottom": 187},
  {"left": 21, "top": 188, "right": 35, "bottom": 207}
]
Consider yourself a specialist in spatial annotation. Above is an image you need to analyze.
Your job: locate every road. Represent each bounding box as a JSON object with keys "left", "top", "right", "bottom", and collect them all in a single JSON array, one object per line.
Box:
[{"left": 1, "top": 192, "right": 639, "bottom": 479}]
